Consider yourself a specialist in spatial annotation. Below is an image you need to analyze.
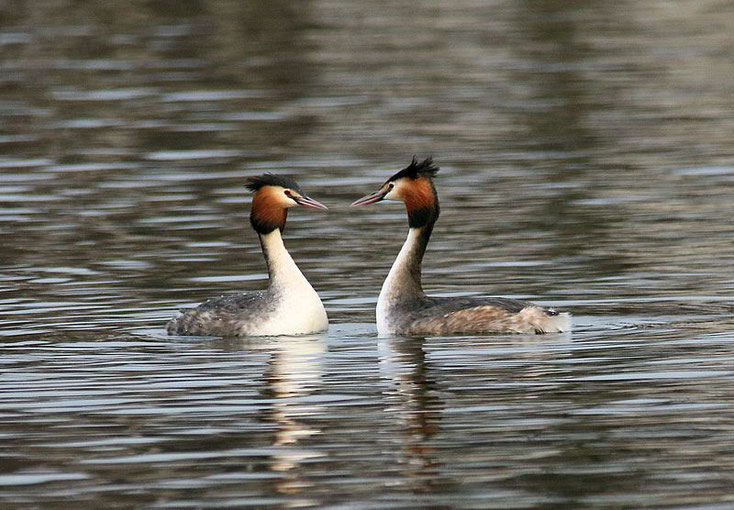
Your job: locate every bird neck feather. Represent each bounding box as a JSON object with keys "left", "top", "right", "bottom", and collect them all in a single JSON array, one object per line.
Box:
[
  {"left": 259, "top": 229, "right": 308, "bottom": 290},
  {"left": 380, "top": 224, "right": 433, "bottom": 303}
]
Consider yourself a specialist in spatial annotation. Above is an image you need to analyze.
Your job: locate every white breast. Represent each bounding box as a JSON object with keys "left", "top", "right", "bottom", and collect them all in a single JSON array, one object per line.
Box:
[
  {"left": 251, "top": 229, "right": 328, "bottom": 336},
  {"left": 249, "top": 283, "right": 328, "bottom": 336},
  {"left": 376, "top": 228, "right": 423, "bottom": 337}
]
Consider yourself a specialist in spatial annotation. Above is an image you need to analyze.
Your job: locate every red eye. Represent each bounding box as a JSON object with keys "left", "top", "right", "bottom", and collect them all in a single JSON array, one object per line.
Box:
[
  {"left": 284, "top": 190, "right": 292, "bottom": 197},
  {"left": 388, "top": 183, "right": 394, "bottom": 190}
]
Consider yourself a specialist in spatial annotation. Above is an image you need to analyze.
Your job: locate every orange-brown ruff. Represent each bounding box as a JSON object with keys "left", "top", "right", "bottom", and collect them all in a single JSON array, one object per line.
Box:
[
  {"left": 251, "top": 186, "right": 288, "bottom": 233},
  {"left": 399, "top": 176, "right": 434, "bottom": 212},
  {"left": 351, "top": 157, "right": 571, "bottom": 337}
]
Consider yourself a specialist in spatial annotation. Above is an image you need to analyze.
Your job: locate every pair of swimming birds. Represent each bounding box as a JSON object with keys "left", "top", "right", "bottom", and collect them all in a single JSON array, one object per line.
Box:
[{"left": 167, "top": 158, "right": 571, "bottom": 338}]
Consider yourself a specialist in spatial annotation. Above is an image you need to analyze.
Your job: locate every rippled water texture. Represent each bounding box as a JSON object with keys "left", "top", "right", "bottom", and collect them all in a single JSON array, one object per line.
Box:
[{"left": 2, "top": 1, "right": 734, "bottom": 508}]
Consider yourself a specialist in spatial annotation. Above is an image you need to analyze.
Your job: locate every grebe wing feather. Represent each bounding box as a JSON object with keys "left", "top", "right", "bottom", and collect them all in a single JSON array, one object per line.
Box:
[
  {"left": 189, "top": 291, "right": 268, "bottom": 313},
  {"left": 404, "top": 296, "right": 559, "bottom": 336},
  {"left": 418, "top": 296, "right": 532, "bottom": 315},
  {"left": 167, "top": 291, "right": 270, "bottom": 336}
]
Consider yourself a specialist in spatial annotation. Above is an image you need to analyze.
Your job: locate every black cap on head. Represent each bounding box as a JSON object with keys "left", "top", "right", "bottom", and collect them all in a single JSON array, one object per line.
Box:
[
  {"left": 387, "top": 156, "right": 439, "bottom": 182},
  {"left": 246, "top": 173, "right": 302, "bottom": 193}
]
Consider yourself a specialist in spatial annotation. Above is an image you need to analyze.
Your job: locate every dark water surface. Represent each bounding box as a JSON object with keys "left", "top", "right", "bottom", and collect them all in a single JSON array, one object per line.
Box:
[{"left": 2, "top": 1, "right": 734, "bottom": 508}]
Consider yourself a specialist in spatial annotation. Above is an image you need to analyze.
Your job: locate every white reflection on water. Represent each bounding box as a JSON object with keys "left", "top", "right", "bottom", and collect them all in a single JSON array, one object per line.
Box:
[{"left": 264, "top": 336, "right": 327, "bottom": 473}]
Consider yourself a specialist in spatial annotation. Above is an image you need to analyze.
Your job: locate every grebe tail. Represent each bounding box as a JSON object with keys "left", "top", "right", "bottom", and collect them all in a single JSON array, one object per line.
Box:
[
  {"left": 351, "top": 157, "right": 570, "bottom": 337},
  {"left": 167, "top": 174, "right": 329, "bottom": 337}
]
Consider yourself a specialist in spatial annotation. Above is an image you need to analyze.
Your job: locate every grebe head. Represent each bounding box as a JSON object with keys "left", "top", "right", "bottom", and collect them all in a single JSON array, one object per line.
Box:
[
  {"left": 351, "top": 157, "right": 439, "bottom": 228},
  {"left": 246, "top": 174, "right": 327, "bottom": 234}
]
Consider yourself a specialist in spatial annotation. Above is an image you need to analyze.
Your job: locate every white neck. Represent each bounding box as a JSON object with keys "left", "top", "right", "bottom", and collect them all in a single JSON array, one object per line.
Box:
[
  {"left": 255, "top": 229, "right": 328, "bottom": 336},
  {"left": 377, "top": 227, "right": 427, "bottom": 334},
  {"left": 259, "top": 229, "right": 312, "bottom": 291}
]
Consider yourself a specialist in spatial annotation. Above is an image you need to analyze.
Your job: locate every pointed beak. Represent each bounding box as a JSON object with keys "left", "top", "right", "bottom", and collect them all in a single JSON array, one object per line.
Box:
[
  {"left": 350, "top": 189, "right": 388, "bottom": 207},
  {"left": 293, "top": 194, "right": 328, "bottom": 210}
]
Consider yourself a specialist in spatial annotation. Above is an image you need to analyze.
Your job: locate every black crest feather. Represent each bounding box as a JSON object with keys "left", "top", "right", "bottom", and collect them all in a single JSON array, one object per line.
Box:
[
  {"left": 245, "top": 173, "right": 302, "bottom": 193},
  {"left": 388, "top": 156, "right": 439, "bottom": 182}
]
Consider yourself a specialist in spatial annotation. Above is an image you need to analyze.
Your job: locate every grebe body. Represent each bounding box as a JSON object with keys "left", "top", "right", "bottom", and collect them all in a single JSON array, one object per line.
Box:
[
  {"left": 352, "top": 158, "right": 570, "bottom": 337},
  {"left": 167, "top": 174, "right": 328, "bottom": 337}
]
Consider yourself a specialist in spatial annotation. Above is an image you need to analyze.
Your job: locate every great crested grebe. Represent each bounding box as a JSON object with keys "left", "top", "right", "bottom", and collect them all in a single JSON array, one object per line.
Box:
[
  {"left": 351, "top": 157, "right": 571, "bottom": 337},
  {"left": 167, "top": 174, "right": 329, "bottom": 337}
]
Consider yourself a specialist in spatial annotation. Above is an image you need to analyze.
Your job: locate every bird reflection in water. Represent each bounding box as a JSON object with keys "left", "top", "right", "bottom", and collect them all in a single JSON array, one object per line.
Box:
[
  {"left": 378, "top": 337, "right": 444, "bottom": 492},
  {"left": 262, "top": 335, "right": 326, "bottom": 498},
  {"left": 219, "top": 334, "right": 327, "bottom": 503}
]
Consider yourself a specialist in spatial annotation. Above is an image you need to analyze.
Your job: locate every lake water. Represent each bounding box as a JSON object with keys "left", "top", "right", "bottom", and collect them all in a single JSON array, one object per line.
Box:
[{"left": 1, "top": 1, "right": 733, "bottom": 508}]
